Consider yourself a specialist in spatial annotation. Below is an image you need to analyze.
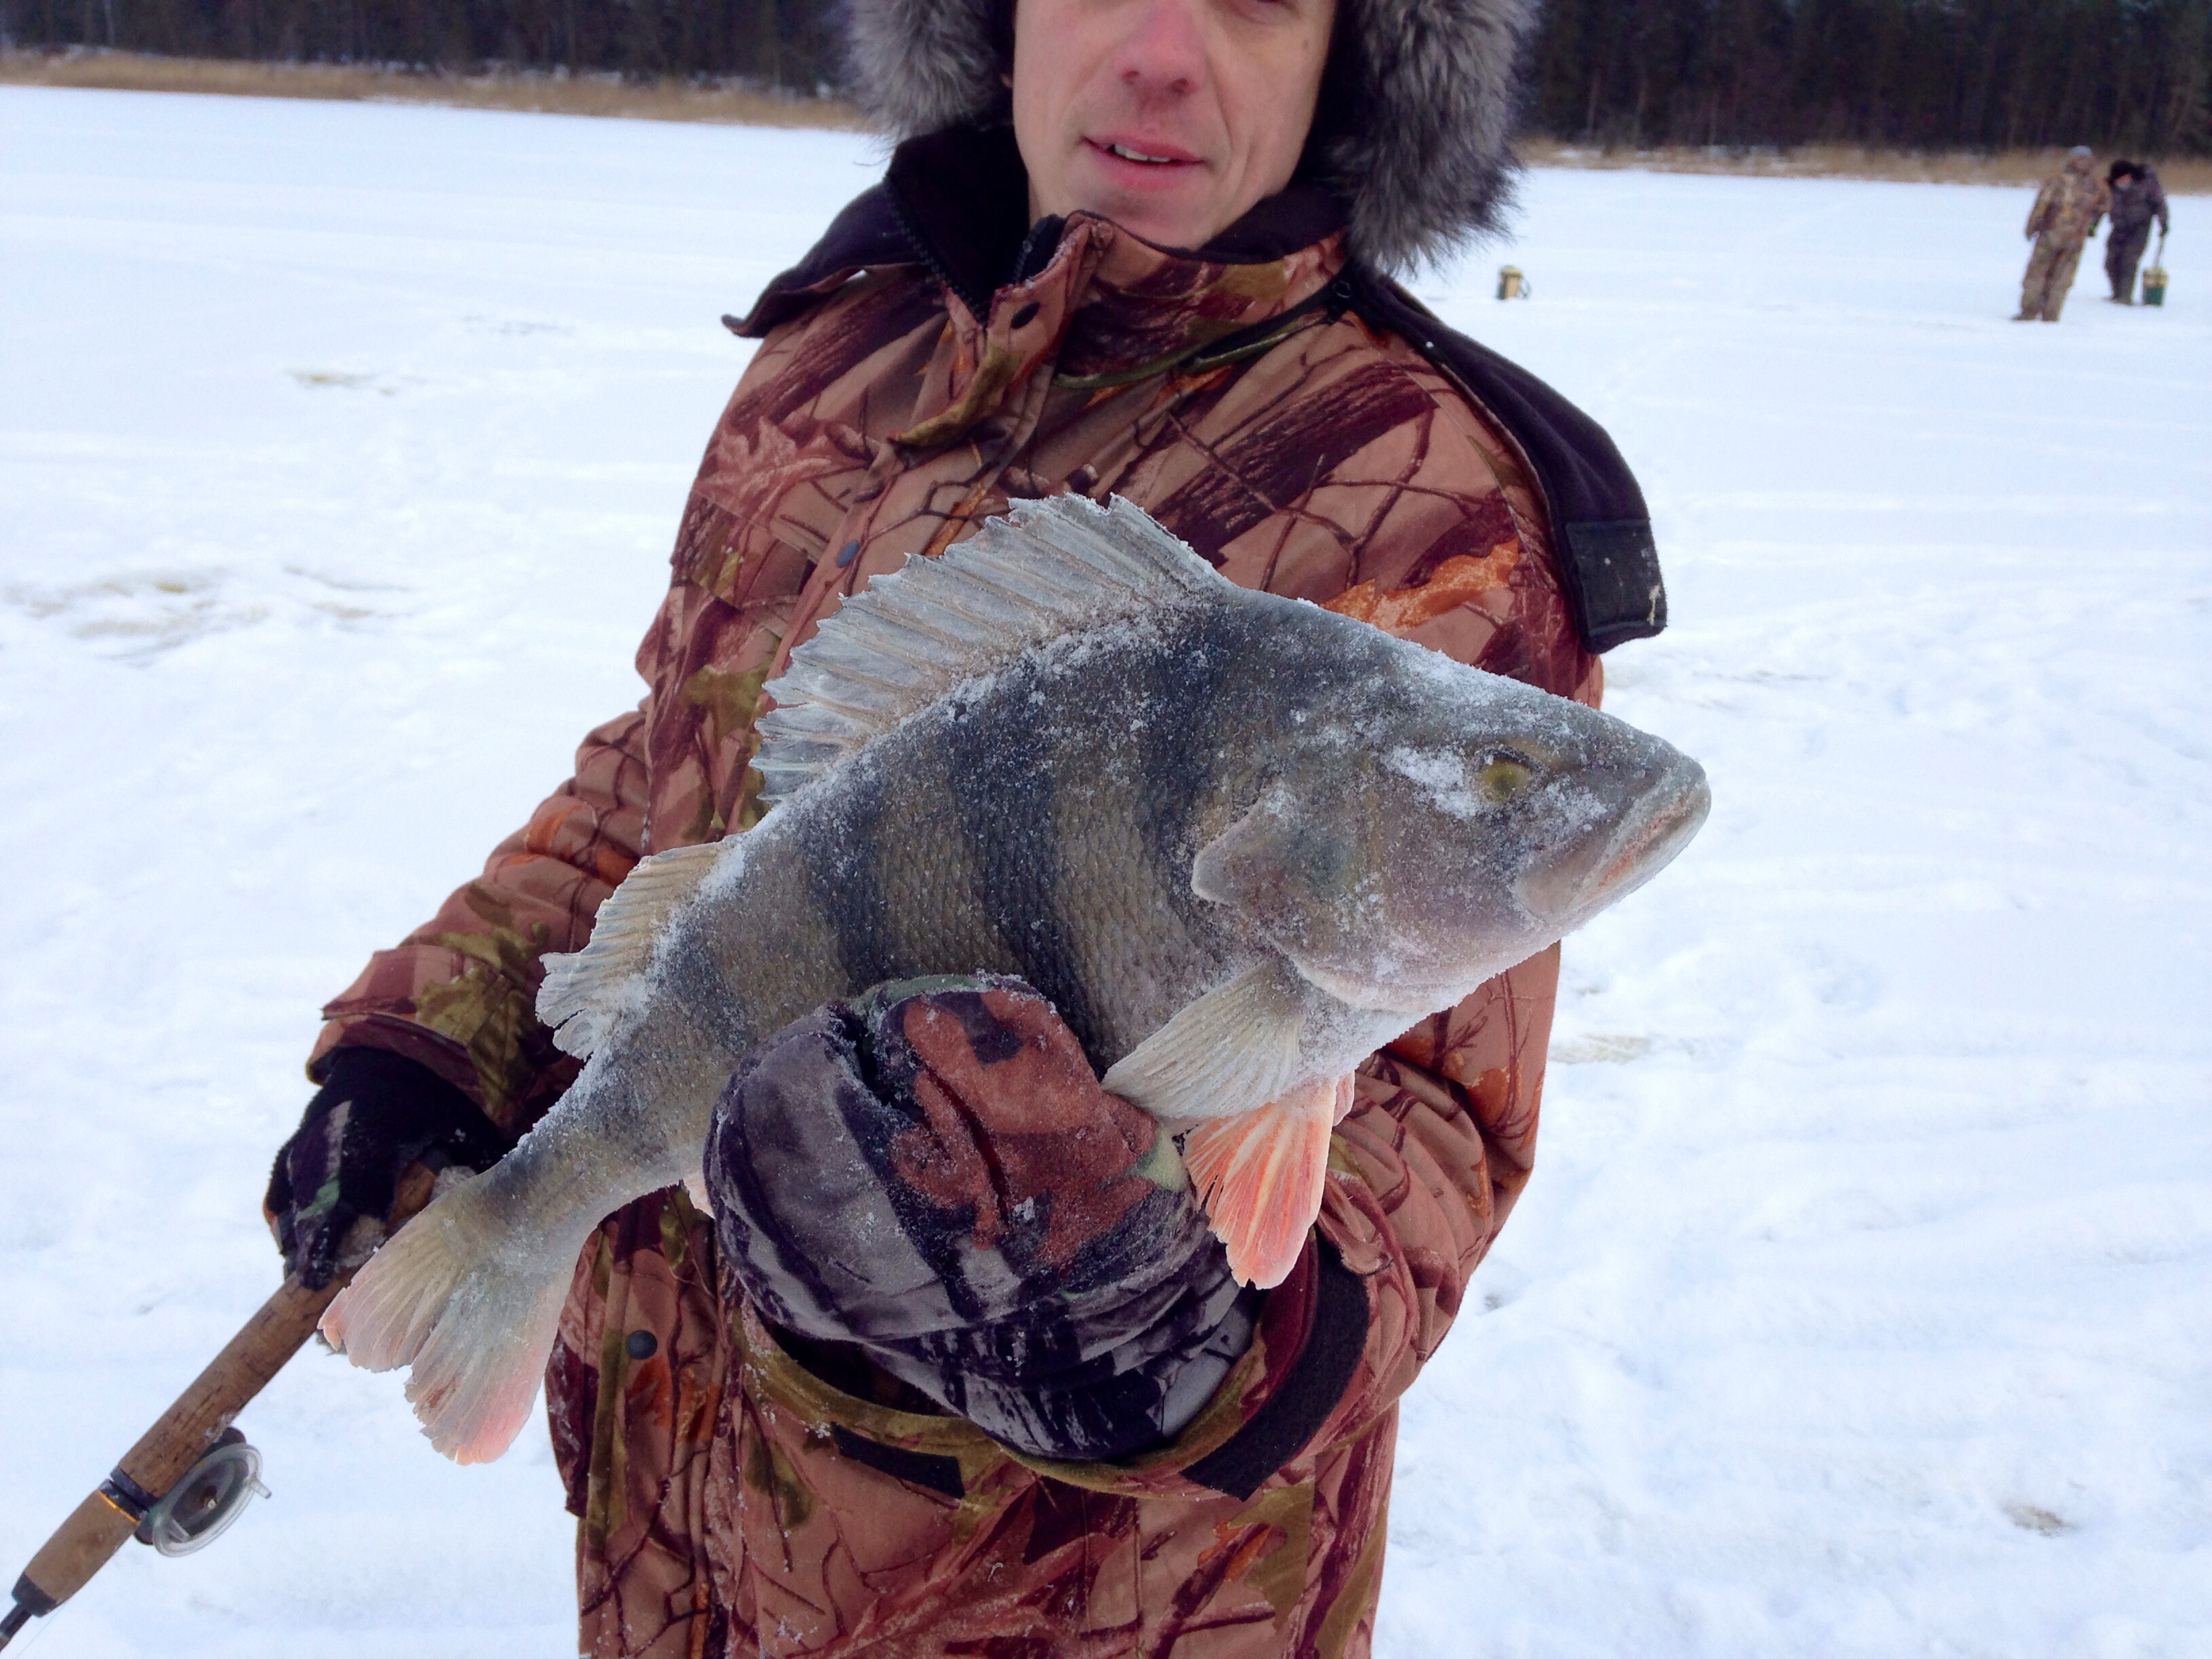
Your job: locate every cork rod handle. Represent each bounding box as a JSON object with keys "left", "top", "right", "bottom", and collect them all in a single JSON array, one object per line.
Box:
[{"left": 3, "top": 1167, "right": 436, "bottom": 1647}]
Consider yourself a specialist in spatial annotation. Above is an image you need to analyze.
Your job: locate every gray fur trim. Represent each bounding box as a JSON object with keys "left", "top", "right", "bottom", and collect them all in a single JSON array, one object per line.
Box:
[
  {"left": 844, "top": 0, "right": 1008, "bottom": 137},
  {"left": 841, "top": 0, "right": 1534, "bottom": 274},
  {"left": 1319, "top": 0, "right": 1532, "bottom": 270}
]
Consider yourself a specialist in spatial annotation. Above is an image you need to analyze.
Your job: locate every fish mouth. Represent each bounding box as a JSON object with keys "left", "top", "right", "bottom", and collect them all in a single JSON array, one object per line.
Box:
[{"left": 1519, "top": 755, "right": 1711, "bottom": 924}]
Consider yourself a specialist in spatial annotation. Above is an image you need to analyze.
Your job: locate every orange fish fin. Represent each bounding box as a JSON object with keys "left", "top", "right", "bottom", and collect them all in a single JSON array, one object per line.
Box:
[
  {"left": 320, "top": 1191, "right": 568, "bottom": 1465},
  {"left": 1181, "top": 1074, "right": 1348, "bottom": 1290}
]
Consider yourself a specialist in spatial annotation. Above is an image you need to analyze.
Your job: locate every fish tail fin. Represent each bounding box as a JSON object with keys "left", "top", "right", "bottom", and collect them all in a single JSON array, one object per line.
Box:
[
  {"left": 320, "top": 1180, "right": 573, "bottom": 1465},
  {"left": 1181, "top": 1073, "right": 1352, "bottom": 1290}
]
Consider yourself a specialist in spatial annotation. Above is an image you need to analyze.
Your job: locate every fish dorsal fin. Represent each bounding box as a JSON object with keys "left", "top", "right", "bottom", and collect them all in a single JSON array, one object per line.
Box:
[
  {"left": 537, "top": 840, "right": 726, "bottom": 1057},
  {"left": 753, "top": 493, "right": 1222, "bottom": 804},
  {"left": 1101, "top": 959, "right": 1310, "bottom": 1126}
]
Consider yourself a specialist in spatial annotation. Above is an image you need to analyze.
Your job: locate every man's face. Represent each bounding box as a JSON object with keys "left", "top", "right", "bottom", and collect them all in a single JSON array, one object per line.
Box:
[{"left": 1012, "top": 0, "right": 1337, "bottom": 252}]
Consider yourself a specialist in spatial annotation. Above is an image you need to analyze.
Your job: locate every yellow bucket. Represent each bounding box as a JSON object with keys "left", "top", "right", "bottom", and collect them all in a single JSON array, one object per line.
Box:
[{"left": 1496, "top": 265, "right": 1528, "bottom": 300}]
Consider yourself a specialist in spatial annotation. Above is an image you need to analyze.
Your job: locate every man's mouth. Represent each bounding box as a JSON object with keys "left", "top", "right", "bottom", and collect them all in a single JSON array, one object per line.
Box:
[{"left": 1088, "top": 137, "right": 1198, "bottom": 171}]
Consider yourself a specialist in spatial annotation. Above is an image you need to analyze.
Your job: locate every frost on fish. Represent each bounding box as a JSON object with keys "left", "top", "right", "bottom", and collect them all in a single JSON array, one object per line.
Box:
[{"left": 323, "top": 493, "right": 1711, "bottom": 1461}]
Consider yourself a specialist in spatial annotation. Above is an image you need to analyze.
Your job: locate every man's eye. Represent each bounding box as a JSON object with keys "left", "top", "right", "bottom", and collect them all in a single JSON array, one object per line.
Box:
[{"left": 1476, "top": 754, "right": 1535, "bottom": 803}]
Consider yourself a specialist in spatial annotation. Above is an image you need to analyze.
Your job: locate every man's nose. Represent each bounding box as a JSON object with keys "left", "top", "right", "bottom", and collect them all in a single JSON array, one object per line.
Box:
[{"left": 1110, "top": 0, "right": 1206, "bottom": 100}]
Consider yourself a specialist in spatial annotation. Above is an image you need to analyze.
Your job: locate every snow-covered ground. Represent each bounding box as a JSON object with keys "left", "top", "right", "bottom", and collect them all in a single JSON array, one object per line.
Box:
[{"left": 2, "top": 85, "right": 2207, "bottom": 1657}]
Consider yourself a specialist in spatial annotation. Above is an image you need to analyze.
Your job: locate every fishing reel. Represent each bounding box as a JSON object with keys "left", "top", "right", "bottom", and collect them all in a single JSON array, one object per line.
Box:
[
  {"left": 5, "top": 1269, "right": 334, "bottom": 1651},
  {"left": 1, "top": 1431, "right": 272, "bottom": 1651},
  {"left": 129, "top": 1429, "right": 270, "bottom": 1557}
]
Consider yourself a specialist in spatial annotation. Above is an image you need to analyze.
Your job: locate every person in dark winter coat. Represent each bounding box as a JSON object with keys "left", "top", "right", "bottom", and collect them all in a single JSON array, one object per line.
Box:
[
  {"left": 2103, "top": 161, "right": 2170, "bottom": 304},
  {"left": 266, "top": 0, "right": 1669, "bottom": 1652}
]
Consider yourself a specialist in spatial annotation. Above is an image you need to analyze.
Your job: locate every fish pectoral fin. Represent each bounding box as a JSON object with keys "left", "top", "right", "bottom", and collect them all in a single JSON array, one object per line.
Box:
[
  {"left": 1181, "top": 1075, "right": 1351, "bottom": 1290},
  {"left": 537, "top": 840, "right": 726, "bottom": 1058},
  {"left": 1100, "top": 960, "right": 1307, "bottom": 1124}
]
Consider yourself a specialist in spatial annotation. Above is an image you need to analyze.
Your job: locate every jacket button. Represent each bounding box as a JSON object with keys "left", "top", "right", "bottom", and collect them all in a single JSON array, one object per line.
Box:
[
  {"left": 625, "top": 1330, "right": 657, "bottom": 1360},
  {"left": 1008, "top": 301, "right": 1041, "bottom": 329},
  {"left": 836, "top": 539, "right": 861, "bottom": 567}
]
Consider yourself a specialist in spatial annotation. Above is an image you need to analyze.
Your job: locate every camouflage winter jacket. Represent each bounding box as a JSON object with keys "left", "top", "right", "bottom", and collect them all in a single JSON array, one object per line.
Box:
[
  {"left": 314, "top": 127, "right": 1660, "bottom": 1658},
  {"left": 2026, "top": 161, "right": 2112, "bottom": 246}
]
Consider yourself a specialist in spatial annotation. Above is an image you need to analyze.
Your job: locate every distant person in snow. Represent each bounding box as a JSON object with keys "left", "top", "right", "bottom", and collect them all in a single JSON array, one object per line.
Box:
[
  {"left": 2102, "top": 160, "right": 2169, "bottom": 304},
  {"left": 263, "top": 0, "right": 1669, "bottom": 1652},
  {"left": 2015, "top": 146, "right": 2111, "bottom": 322}
]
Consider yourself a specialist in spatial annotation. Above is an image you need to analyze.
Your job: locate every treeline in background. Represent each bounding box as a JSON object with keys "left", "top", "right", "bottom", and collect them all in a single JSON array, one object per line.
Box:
[
  {"left": 0, "top": 0, "right": 844, "bottom": 88},
  {"left": 1529, "top": 0, "right": 2209, "bottom": 155},
  {"left": 4, "top": 0, "right": 2208, "bottom": 155}
]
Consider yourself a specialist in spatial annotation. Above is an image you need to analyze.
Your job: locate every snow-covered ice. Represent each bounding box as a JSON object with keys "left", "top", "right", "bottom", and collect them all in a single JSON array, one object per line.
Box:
[{"left": 3, "top": 85, "right": 2207, "bottom": 1656}]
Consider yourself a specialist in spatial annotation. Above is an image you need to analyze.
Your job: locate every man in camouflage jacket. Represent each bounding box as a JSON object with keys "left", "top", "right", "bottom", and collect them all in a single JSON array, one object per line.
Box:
[
  {"left": 2015, "top": 147, "right": 2112, "bottom": 323},
  {"left": 267, "top": 0, "right": 1668, "bottom": 1652}
]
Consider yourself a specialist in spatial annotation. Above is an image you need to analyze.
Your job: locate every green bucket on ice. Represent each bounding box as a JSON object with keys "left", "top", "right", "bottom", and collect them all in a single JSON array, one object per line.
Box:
[{"left": 2141, "top": 265, "right": 2167, "bottom": 306}]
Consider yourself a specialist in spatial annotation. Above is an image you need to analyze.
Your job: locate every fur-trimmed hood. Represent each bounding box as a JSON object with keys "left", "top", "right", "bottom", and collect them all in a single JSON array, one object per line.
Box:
[{"left": 842, "top": 0, "right": 1534, "bottom": 274}]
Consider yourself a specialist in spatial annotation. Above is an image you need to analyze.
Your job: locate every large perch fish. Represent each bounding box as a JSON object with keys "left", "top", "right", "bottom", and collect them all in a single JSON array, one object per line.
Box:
[{"left": 323, "top": 495, "right": 1710, "bottom": 1462}]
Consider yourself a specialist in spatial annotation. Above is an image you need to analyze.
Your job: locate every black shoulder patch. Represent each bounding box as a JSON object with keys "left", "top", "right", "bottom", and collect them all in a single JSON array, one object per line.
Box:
[
  {"left": 1343, "top": 266, "right": 1668, "bottom": 654},
  {"left": 1183, "top": 1240, "right": 1368, "bottom": 1502},
  {"left": 1561, "top": 520, "right": 1668, "bottom": 650}
]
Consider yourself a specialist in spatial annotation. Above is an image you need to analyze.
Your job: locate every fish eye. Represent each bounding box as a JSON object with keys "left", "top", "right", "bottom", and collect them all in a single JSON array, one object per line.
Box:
[{"left": 1475, "top": 750, "right": 1536, "bottom": 803}]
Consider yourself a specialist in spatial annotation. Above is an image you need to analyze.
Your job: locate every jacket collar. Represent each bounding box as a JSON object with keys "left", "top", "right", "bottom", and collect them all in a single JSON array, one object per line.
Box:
[
  {"left": 737, "top": 125, "right": 1347, "bottom": 345},
  {"left": 885, "top": 125, "right": 1347, "bottom": 320}
]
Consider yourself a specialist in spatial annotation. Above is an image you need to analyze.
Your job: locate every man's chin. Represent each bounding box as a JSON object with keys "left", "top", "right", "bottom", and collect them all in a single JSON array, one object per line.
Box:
[
  {"left": 1064, "top": 167, "right": 1223, "bottom": 249},
  {"left": 1094, "top": 201, "right": 1229, "bottom": 251}
]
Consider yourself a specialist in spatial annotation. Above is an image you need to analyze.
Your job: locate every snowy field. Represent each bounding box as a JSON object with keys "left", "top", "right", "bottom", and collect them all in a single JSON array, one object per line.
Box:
[{"left": 3, "top": 85, "right": 2208, "bottom": 1657}]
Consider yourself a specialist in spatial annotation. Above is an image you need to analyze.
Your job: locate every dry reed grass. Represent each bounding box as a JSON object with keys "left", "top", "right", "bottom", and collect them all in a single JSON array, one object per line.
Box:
[
  {"left": 6, "top": 49, "right": 2204, "bottom": 191},
  {"left": 0, "top": 47, "right": 865, "bottom": 129}
]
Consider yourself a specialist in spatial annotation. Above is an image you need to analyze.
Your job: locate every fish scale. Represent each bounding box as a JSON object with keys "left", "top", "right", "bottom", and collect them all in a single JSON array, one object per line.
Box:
[{"left": 320, "top": 494, "right": 1710, "bottom": 1463}]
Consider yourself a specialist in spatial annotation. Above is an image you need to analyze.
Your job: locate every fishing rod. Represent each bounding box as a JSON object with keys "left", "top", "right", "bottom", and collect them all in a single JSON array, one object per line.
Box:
[{"left": 1, "top": 1174, "right": 432, "bottom": 1650}]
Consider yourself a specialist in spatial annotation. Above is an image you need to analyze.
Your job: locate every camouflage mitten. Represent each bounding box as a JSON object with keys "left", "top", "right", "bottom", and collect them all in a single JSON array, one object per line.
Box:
[
  {"left": 265, "top": 1047, "right": 509, "bottom": 1288},
  {"left": 706, "top": 975, "right": 1261, "bottom": 1462}
]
